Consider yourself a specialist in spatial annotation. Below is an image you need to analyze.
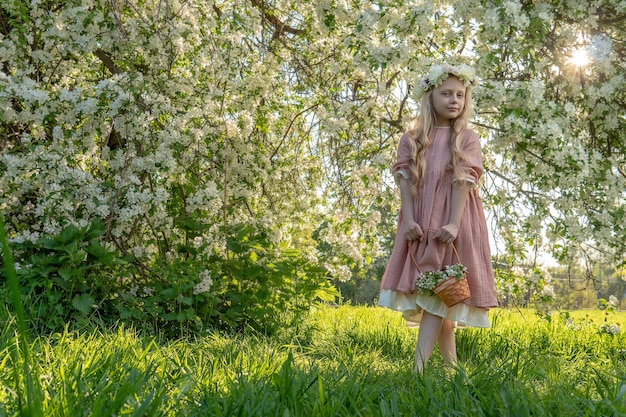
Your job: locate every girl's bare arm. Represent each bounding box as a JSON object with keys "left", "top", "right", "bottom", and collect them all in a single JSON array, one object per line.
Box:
[
  {"left": 435, "top": 183, "right": 471, "bottom": 243},
  {"left": 398, "top": 176, "right": 423, "bottom": 241}
]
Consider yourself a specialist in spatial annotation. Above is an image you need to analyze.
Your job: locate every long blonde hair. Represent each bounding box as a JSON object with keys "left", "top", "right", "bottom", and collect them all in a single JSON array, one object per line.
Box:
[{"left": 406, "top": 77, "right": 475, "bottom": 195}]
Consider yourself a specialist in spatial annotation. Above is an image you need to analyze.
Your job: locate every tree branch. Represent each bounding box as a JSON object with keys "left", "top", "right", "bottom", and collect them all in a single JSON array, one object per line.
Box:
[
  {"left": 380, "top": 80, "right": 409, "bottom": 131},
  {"left": 94, "top": 49, "right": 123, "bottom": 74},
  {"left": 250, "top": 0, "right": 305, "bottom": 36},
  {"left": 470, "top": 121, "right": 505, "bottom": 132},
  {"left": 270, "top": 104, "right": 319, "bottom": 160},
  {"left": 212, "top": 4, "right": 222, "bottom": 17},
  {"left": 381, "top": 117, "right": 403, "bottom": 130},
  {"left": 385, "top": 71, "right": 400, "bottom": 90},
  {"left": 598, "top": 14, "right": 626, "bottom": 25},
  {"left": 485, "top": 168, "right": 543, "bottom": 198}
]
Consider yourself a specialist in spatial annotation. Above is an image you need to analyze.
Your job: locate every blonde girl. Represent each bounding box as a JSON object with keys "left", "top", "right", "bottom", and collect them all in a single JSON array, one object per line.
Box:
[{"left": 378, "top": 64, "right": 498, "bottom": 372}]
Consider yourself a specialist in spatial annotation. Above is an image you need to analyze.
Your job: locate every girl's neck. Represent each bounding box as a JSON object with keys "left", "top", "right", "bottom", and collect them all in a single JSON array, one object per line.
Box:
[{"left": 434, "top": 116, "right": 453, "bottom": 128}]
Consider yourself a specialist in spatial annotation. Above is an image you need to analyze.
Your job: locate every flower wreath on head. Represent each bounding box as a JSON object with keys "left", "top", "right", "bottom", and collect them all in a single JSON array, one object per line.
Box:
[{"left": 415, "top": 63, "right": 478, "bottom": 98}]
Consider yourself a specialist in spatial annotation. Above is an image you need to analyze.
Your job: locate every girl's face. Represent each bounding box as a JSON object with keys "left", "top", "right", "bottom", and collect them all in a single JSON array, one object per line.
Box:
[{"left": 431, "top": 76, "right": 466, "bottom": 126}]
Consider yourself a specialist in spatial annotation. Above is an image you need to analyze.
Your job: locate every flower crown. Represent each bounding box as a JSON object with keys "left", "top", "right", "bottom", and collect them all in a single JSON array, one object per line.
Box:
[{"left": 415, "top": 63, "right": 478, "bottom": 96}]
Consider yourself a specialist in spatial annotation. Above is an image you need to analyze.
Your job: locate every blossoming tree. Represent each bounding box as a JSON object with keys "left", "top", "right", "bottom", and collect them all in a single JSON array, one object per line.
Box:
[{"left": 1, "top": 0, "right": 624, "bottom": 330}]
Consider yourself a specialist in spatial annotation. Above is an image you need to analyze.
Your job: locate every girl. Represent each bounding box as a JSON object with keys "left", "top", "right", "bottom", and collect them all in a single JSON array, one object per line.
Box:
[{"left": 378, "top": 63, "right": 498, "bottom": 372}]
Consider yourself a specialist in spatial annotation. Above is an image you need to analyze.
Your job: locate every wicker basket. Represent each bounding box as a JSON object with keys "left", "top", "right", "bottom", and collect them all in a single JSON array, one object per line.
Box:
[
  {"left": 432, "top": 275, "right": 471, "bottom": 307},
  {"left": 409, "top": 241, "right": 471, "bottom": 307}
]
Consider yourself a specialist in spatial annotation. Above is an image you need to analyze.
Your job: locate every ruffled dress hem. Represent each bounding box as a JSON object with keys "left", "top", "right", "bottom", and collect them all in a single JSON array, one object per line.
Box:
[{"left": 378, "top": 289, "right": 490, "bottom": 328}]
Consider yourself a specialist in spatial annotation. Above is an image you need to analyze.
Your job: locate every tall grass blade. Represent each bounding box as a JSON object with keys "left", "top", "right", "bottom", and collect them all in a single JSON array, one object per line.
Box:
[{"left": 0, "top": 214, "right": 43, "bottom": 417}]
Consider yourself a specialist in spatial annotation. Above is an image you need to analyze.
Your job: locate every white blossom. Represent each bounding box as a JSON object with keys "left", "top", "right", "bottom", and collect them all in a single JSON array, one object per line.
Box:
[
  {"left": 589, "top": 34, "right": 612, "bottom": 62},
  {"left": 193, "top": 270, "right": 213, "bottom": 295}
]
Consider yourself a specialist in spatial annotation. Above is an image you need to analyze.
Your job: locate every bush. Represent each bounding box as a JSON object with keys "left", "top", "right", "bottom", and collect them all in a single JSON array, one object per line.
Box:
[
  {"left": 3, "top": 221, "right": 336, "bottom": 337},
  {"left": 2, "top": 219, "right": 132, "bottom": 332},
  {"left": 113, "top": 224, "right": 337, "bottom": 337}
]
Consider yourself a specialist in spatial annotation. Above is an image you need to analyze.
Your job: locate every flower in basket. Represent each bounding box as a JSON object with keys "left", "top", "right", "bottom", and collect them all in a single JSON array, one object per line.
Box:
[{"left": 415, "top": 263, "right": 468, "bottom": 295}]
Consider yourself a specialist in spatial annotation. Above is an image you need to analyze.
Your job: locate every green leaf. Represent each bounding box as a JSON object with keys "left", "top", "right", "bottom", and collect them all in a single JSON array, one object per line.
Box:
[
  {"left": 68, "top": 249, "right": 88, "bottom": 265},
  {"left": 249, "top": 250, "right": 258, "bottom": 263},
  {"left": 174, "top": 216, "right": 207, "bottom": 232},
  {"left": 160, "top": 288, "right": 178, "bottom": 299},
  {"left": 58, "top": 265, "right": 80, "bottom": 281},
  {"left": 57, "top": 224, "right": 82, "bottom": 244},
  {"left": 72, "top": 294, "right": 95, "bottom": 314},
  {"left": 37, "top": 238, "right": 60, "bottom": 250},
  {"left": 52, "top": 276, "right": 71, "bottom": 291},
  {"left": 315, "top": 285, "right": 339, "bottom": 302},
  {"left": 178, "top": 296, "right": 193, "bottom": 306},
  {"left": 84, "top": 219, "right": 105, "bottom": 241}
]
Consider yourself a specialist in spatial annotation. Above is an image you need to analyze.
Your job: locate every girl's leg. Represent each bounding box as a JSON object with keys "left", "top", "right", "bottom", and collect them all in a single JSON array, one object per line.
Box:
[
  {"left": 437, "top": 319, "right": 457, "bottom": 367},
  {"left": 414, "top": 311, "right": 443, "bottom": 372}
]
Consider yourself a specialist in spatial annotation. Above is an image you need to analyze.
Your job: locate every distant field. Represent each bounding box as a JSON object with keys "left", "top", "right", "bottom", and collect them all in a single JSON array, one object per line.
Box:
[
  {"left": 557, "top": 308, "right": 626, "bottom": 323},
  {"left": 493, "top": 307, "right": 626, "bottom": 325}
]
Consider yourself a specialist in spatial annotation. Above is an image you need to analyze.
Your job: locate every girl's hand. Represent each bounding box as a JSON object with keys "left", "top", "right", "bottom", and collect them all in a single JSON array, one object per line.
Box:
[
  {"left": 434, "top": 224, "right": 459, "bottom": 244},
  {"left": 402, "top": 220, "right": 423, "bottom": 241}
]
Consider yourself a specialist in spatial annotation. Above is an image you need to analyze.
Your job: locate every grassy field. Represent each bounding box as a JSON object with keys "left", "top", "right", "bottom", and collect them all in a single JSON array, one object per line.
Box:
[{"left": 1, "top": 306, "right": 625, "bottom": 416}]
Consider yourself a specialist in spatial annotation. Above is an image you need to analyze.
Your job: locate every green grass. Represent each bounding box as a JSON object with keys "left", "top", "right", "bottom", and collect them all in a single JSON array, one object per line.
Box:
[{"left": 1, "top": 306, "right": 625, "bottom": 416}]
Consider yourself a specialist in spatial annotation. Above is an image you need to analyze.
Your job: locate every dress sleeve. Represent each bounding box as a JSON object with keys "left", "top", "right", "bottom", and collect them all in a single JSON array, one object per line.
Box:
[
  {"left": 455, "top": 130, "right": 484, "bottom": 188},
  {"left": 392, "top": 133, "right": 411, "bottom": 184}
]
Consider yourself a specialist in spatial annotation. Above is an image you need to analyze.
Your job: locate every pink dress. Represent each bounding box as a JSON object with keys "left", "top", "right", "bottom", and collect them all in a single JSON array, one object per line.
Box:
[{"left": 378, "top": 127, "right": 498, "bottom": 327}]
